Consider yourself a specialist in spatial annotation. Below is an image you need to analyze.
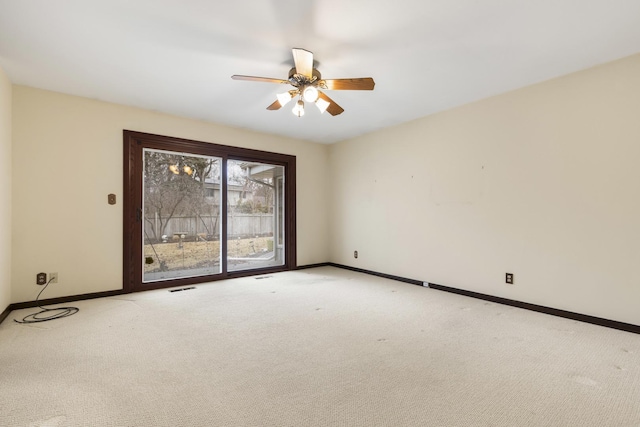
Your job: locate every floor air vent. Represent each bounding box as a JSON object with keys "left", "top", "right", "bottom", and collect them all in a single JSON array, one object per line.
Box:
[{"left": 169, "top": 287, "right": 196, "bottom": 293}]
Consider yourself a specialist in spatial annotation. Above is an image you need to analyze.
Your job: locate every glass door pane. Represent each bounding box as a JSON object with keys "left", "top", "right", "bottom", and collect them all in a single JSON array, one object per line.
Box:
[
  {"left": 143, "top": 149, "right": 222, "bottom": 282},
  {"left": 227, "top": 160, "right": 285, "bottom": 272}
]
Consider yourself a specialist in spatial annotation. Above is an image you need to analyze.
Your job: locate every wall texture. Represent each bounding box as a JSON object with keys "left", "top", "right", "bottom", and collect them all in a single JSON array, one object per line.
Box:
[
  {"left": 11, "top": 87, "right": 329, "bottom": 303},
  {"left": 0, "top": 66, "right": 11, "bottom": 312},
  {"left": 329, "top": 53, "right": 640, "bottom": 326}
]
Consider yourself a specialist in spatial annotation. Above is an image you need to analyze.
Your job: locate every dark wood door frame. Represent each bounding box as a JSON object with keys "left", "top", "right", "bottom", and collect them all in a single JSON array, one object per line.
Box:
[{"left": 123, "top": 130, "right": 297, "bottom": 293}]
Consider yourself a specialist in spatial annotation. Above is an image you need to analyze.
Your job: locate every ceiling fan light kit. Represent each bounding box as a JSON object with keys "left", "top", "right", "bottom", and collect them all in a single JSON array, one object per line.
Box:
[{"left": 232, "top": 48, "right": 375, "bottom": 117}]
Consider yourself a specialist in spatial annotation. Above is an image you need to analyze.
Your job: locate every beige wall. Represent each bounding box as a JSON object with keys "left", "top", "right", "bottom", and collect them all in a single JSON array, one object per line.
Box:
[
  {"left": 9, "top": 54, "right": 640, "bottom": 326},
  {"left": 0, "top": 66, "right": 11, "bottom": 311},
  {"left": 329, "top": 53, "right": 640, "bottom": 325},
  {"left": 11, "top": 87, "right": 329, "bottom": 303}
]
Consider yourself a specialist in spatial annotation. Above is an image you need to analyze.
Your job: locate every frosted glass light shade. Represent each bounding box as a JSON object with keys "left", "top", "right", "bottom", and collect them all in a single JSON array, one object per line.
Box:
[
  {"left": 302, "top": 85, "right": 319, "bottom": 102},
  {"left": 277, "top": 91, "right": 293, "bottom": 107},
  {"left": 315, "top": 98, "right": 330, "bottom": 114},
  {"left": 292, "top": 99, "right": 305, "bottom": 117}
]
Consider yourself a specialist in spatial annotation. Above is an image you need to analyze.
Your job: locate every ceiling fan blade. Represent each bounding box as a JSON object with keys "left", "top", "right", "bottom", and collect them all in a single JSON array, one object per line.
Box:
[
  {"left": 266, "top": 99, "right": 282, "bottom": 110},
  {"left": 292, "top": 48, "right": 313, "bottom": 79},
  {"left": 231, "top": 75, "right": 289, "bottom": 84},
  {"left": 321, "top": 78, "right": 375, "bottom": 90},
  {"left": 318, "top": 91, "right": 345, "bottom": 116}
]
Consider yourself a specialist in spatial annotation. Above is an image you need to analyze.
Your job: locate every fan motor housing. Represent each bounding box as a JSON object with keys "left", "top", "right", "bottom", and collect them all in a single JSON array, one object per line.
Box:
[{"left": 288, "top": 67, "right": 322, "bottom": 86}]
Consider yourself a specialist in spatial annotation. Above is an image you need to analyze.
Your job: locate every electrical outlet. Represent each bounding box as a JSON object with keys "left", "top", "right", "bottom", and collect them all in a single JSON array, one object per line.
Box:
[
  {"left": 36, "top": 272, "right": 47, "bottom": 285},
  {"left": 49, "top": 272, "right": 58, "bottom": 284},
  {"left": 354, "top": 250, "right": 358, "bottom": 259},
  {"left": 506, "top": 273, "right": 514, "bottom": 284}
]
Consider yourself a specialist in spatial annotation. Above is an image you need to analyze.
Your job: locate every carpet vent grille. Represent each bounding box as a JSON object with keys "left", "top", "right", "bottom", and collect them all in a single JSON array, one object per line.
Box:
[{"left": 255, "top": 276, "right": 273, "bottom": 280}]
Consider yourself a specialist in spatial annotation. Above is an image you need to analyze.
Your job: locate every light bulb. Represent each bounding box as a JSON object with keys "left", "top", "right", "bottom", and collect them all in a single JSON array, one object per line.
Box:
[
  {"left": 183, "top": 165, "right": 193, "bottom": 176},
  {"left": 302, "top": 85, "right": 319, "bottom": 102},
  {"left": 169, "top": 164, "right": 179, "bottom": 175},
  {"left": 315, "top": 98, "right": 330, "bottom": 114},
  {"left": 292, "top": 99, "right": 305, "bottom": 117}
]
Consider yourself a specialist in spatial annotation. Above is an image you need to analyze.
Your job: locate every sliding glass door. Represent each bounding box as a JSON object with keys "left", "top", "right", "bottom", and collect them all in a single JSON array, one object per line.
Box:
[
  {"left": 226, "top": 160, "right": 285, "bottom": 272},
  {"left": 123, "top": 131, "right": 296, "bottom": 292},
  {"left": 142, "top": 149, "right": 222, "bottom": 282}
]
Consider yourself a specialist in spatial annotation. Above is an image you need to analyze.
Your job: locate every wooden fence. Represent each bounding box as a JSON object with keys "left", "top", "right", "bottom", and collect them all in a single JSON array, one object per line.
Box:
[{"left": 144, "top": 213, "right": 274, "bottom": 241}]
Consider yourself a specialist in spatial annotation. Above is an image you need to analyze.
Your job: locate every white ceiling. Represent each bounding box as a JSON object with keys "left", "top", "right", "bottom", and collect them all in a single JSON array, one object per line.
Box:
[{"left": 2, "top": 0, "right": 640, "bottom": 144}]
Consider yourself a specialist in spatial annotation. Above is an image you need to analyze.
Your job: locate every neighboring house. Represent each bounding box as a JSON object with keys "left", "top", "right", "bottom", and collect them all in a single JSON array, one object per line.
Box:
[{"left": 203, "top": 181, "right": 246, "bottom": 206}]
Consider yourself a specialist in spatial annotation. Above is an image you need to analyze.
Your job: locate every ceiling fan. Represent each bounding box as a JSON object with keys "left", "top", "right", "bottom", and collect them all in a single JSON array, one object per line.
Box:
[{"left": 231, "top": 48, "right": 375, "bottom": 117}]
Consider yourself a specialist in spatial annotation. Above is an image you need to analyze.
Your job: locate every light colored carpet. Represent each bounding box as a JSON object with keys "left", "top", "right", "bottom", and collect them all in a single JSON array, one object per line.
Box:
[{"left": 1, "top": 266, "right": 639, "bottom": 427}]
